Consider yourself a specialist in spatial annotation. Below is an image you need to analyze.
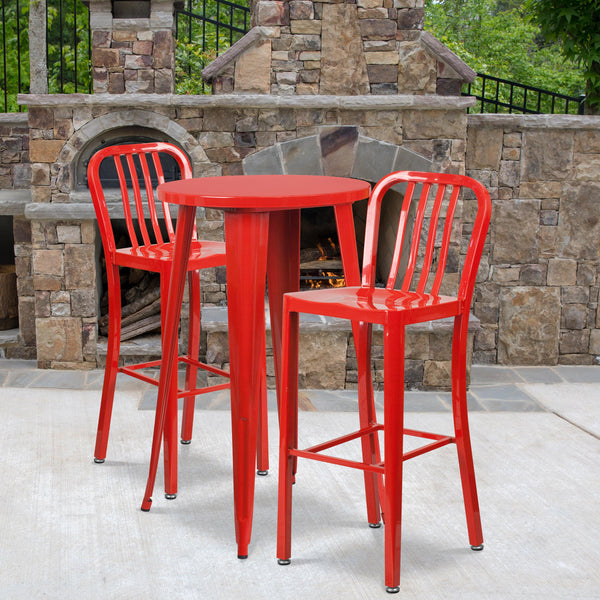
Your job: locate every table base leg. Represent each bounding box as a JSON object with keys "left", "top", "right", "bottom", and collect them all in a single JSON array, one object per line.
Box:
[
  {"left": 225, "top": 210, "right": 270, "bottom": 558},
  {"left": 266, "top": 210, "right": 301, "bottom": 412}
]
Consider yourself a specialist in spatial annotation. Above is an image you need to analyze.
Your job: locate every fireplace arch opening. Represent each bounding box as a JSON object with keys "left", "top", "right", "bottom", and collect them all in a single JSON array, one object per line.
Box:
[
  {"left": 76, "top": 126, "right": 187, "bottom": 191},
  {"left": 242, "top": 128, "right": 434, "bottom": 288},
  {"left": 79, "top": 130, "right": 194, "bottom": 345}
]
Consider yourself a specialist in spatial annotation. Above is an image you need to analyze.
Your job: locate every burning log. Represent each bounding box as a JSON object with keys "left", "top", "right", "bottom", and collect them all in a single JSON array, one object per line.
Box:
[{"left": 300, "top": 237, "right": 345, "bottom": 289}]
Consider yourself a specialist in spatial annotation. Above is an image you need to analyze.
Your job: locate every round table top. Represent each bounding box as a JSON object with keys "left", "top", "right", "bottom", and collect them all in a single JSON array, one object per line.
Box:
[{"left": 157, "top": 174, "right": 370, "bottom": 211}]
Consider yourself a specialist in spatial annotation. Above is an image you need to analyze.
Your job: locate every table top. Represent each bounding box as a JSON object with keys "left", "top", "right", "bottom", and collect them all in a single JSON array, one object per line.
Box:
[{"left": 157, "top": 174, "right": 370, "bottom": 211}]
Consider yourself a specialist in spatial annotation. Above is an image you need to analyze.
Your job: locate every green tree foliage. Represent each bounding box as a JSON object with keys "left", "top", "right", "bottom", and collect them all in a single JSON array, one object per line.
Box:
[
  {"left": 0, "top": 1, "right": 30, "bottom": 112},
  {"left": 525, "top": 0, "right": 600, "bottom": 113},
  {"left": 0, "top": 0, "right": 90, "bottom": 112},
  {"left": 46, "top": 0, "right": 92, "bottom": 94},
  {"left": 175, "top": 0, "right": 250, "bottom": 94},
  {"left": 425, "top": 0, "right": 586, "bottom": 112},
  {"left": 175, "top": 42, "right": 217, "bottom": 95}
]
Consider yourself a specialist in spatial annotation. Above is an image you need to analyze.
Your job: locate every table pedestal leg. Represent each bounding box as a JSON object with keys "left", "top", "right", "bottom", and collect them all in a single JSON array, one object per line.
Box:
[
  {"left": 224, "top": 210, "right": 270, "bottom": 558},
  {"left": 161, "top": 269, "right": 179, "bottom": 499},
  {"left": 266, "top": 210, "right": 301, "bottom": 410}
]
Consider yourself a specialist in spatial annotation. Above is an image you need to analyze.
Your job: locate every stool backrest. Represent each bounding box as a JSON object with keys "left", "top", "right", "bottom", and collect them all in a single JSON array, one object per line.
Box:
[
  {"left": 87, "top": 142, "right": 194, "bottom": 259},
  {"left": 362, "top": 171, "right": 491, "bottom": 304}
]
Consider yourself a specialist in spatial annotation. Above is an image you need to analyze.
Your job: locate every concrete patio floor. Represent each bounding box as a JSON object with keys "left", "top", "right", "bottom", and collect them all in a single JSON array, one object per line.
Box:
[{"left": 0, "top": 359, "right": 599, "bottom": 599}]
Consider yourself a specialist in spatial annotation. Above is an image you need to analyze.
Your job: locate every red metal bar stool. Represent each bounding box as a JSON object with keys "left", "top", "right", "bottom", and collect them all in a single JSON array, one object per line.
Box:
[
  {"left": 276, "top": 171, "right": 491, "bottom": 593},
  {"left": 87, "top": 142, "right": 268, "bottom": 498}
]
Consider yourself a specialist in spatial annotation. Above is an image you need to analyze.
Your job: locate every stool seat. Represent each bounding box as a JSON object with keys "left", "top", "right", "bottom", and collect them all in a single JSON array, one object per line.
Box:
[
  {"left": 115, "top": 240, "right": 226, "bottom": 272},
  {"left": 284, "top": 286, "right": 461, "bottom": 325}
]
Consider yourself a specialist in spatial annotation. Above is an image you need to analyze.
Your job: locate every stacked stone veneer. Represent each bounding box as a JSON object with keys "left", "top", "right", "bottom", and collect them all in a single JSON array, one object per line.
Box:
[
  {"left": 10, "top": 93, "right": 473, "bottom": 382},
  {"left": 468, "top": 115, "right": 600, "bottom": 366},
  {"left": 0, "top": 115, "right": 30, "bottom": 191},
  {"left": 2, "top": 1, "right": 600, "bottom": 381},
  {"left": 4, "top": 94, "right": 600, "bottom": 375},
  {"left": 90, "top": 0, "right": 175, "bottom": 93},
  {"left": 0, "top": 114, "right": 34, "bottom": 359},
  {"left": 203, "top": 1, "right": 475, "bottom": 96}
]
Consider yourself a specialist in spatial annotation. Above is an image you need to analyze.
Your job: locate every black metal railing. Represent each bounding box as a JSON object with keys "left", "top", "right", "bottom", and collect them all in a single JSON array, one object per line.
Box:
[
  {"left": 1, "top": 0, "right": 29, "bottom": 112},
  {"left": 175, "top": 0, "right": 250, "bottom": 93},
  {"left": 46, "top": 0, "right": 92, "bottom": 95},
  {"left": 464, "top": 73, "right": 586, "bottom": 115},
  {"left": 1, "top": 0, "right": 91, "bottom": 113}
]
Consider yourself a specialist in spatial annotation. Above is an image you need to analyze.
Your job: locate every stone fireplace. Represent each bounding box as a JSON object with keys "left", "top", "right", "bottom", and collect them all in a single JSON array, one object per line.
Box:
[{"left": 8, "top": 0, "right": 484, "bottom": 388}]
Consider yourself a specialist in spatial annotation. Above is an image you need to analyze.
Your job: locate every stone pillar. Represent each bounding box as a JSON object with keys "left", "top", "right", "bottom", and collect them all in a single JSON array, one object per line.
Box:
[
  {"left": 234, "top": 0, "right": 437, "bottom": 96},
  {"left": 89, "top": 0, "right": 175, "bottom": 93},
  {"left": 31, "top": 220, "right": 98, "bottom": 369},
  {"left": 27, "top": 105, "right": 99, "bottom": 368},
  {"left": 29, "top": 0, "right": 48, "bottom": 94}
]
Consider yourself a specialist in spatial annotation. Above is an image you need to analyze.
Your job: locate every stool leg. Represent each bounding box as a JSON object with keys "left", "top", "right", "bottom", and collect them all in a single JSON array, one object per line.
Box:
[
  {"left": 161, "top": 270, "right": 178, "bottom": 499},
  {"left": 277, "top": 307, "right": 299, "bottom": 564},
  {"left": 256, "top": 332, "right": 269, "bottom": 475},
  {"left": 451, "top": 315, "right": 483, "bottom": 548},
  {"left": 94, "top": 263, "right": 121, "bottom": 463},
  {"left": 355, "top": 321, "right": 382, "bottom": 526},
  {"left": 142, "top": 206, "right": 196, "bottom": 512},
  {"left": 181, "top": 271, "right": 201, "bottom": 444},
  {"left": 383, "top": 319, "right": 405, "bottom": 593}
]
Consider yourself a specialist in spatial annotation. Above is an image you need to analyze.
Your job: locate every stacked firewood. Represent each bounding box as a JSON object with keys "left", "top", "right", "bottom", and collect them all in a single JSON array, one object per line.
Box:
[{"left": 99, "top": 268, "right": 162, "bottom": 341}]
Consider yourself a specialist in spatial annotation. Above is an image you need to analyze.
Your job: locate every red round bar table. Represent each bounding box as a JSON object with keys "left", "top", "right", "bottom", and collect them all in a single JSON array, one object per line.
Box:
[{"left": 141, "top": 174, "right": 370, "bottom": 558}]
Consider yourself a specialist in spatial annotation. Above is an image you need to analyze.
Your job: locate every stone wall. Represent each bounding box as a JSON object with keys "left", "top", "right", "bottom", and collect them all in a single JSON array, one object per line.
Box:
[
  {"left": 467, "top": 114, "right": 600, "bottom": 365},
  {"left": 1, "top": 1, "right": 599, "bottom": 380},
  {"left": 0, "top": 114, "right": 30, "bottom": 191},
  {"left": 90, "top": 0, "right": 175, "bottom": 93},
  {"left": 0, "top": 114, "right": 33, "bottom": 359},
  {"left": 203, "top": 1, "right": 474, "bottom": 96},
  {"left": 3, "top": 99, "right": 600, "bottom": 373},
  {"left": 11, "top": 93, "right": 471, "bottom": 378}
]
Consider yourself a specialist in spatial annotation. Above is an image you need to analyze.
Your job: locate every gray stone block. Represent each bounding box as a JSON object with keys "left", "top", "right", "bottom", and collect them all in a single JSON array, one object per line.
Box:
[
  {"left": 280, "top": 136, "right": 323, "bottom": 175},
  {"left": 242, "top": 146, "right": 284, "bottom": 175},
  {"left": 498, "top": 286, "right": 561, "bottom": 364},
  {"left": 352, "top": 137, "right": 398, "bottom": 183}
]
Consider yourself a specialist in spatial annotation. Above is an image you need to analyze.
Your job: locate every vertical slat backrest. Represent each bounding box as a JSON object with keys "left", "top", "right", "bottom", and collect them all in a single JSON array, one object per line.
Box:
[
  {"left": 149, "top": 151, "right": 175, "bottom": 241},
  {"left": 125, "top": 152, "right": 155, "bottom": 246},
  {"left": 362, "top": 171, "right": 491, "bottom": 304},
  {"left": 395, "top": 181, "right": 431, "bottom": 292},
  {"left": 87, "top": 142, "right": 193, "bottom": 258}
]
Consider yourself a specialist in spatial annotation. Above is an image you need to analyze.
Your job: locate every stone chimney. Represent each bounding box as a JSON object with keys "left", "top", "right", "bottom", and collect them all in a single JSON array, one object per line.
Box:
[
  {"left": 89, "top": 0, "right": 176, "bottom": 93},
  {"left": 202, "top": 0, "right": 475, "bottom": 96}
]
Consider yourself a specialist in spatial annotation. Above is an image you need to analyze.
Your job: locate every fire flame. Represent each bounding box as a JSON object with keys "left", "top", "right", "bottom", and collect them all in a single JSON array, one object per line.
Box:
[
  {"left": 308, "top": 272, "right": 345, "bottom": 289},
  {"left": 317, "top": 242, "right": 326, "bottom": 260},
  {"left": 305, "top": 238, "right": 344, "bottom": 288},
  {"left": 317, "top": 238, "right": 338, "bottom": 261}
]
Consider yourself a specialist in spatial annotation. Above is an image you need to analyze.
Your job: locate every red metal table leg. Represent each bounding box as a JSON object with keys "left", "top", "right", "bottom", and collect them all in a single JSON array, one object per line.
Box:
[
  {"left": 256, "top": 330, "right": 269, "bottom": 475},
  {"left": 266, "top": 210, "right": 301, "bottom": 411},
  {"left": 224, "top": 209, "right": 270, "bottom": 559},
  {"left": 142, "top": 205, "right": 197, "bottom": 511}
]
